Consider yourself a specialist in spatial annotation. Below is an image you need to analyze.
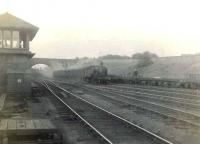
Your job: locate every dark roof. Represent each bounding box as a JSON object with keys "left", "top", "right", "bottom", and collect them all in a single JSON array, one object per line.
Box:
[{"left": 0, "top": 13, "right": 39, "bottom": 41}]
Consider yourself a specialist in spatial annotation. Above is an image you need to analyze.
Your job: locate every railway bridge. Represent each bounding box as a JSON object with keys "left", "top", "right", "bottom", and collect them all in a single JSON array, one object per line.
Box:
[{"left": 30, "top": 58, "right": 78, "bottom": 71}]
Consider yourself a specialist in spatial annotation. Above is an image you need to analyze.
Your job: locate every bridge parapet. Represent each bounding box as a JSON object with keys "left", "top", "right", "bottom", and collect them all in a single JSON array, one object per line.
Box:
[{"left": 30, "top": 58, "right": 79, "bottom": 71}]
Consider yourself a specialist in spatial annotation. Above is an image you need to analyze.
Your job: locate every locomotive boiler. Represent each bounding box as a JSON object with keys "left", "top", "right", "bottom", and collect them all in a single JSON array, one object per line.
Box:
[{"left": 53, "top": 63, "right": 108, "bottom": 84}]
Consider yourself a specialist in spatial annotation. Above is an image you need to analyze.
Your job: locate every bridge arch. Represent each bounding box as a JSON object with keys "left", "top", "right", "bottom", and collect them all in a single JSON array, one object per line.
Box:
[
  {"left": 31, "top": 64, "right": 53, "bottom": 78},
  {"left": 30, "top": 59, "right": 52, "bottom": 68},
  {"left": 30, "top": 58, "right": 78, "bottom": 71}
]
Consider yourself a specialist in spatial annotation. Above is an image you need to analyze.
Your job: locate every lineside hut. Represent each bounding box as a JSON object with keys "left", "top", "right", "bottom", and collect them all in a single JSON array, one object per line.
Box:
[{"left": 0, "top": 119, "right": 62, "bottom": 144}]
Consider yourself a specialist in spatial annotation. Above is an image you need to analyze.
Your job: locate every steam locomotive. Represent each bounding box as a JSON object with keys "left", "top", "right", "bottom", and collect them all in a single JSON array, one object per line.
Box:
[
  {"left": 53, "top": 65, "right": 200, "bottom": 89},
  {"left": 53, "top": 64, "right": 108, "bottom": 84}
]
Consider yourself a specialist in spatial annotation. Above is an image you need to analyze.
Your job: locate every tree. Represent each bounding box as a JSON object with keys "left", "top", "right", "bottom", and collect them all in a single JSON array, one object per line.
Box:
[
  {"left": 136, "top": 57, "right": 153, "bottom": 68},
  {"left": 99, "top": 54, "right": 130, "bottom": 59},
  {"left": 132, "top": 51, "right": 158, "bottom": 59},
  {"left": 132, "top": 51, "right": 158, "bottom": 68}
]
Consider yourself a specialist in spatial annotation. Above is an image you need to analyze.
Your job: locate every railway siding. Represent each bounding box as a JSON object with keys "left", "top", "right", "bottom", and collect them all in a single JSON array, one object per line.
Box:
[
  {"left": 42, "top": 82, "right": 112, "bottom": 144},
  {"left": 90, "top": 85, "right": 200, "bottom": 114},
  {"left": 82, "top": 85, "right": 200, "bottom": 126},
  {"left": 44, "top": 80, "right": 173, "bottom": 144}
]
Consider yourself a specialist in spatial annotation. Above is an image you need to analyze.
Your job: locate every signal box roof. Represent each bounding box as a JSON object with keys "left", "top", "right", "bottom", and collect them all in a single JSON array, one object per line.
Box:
[{"left": 0, "top": 13, "right": 39, "bottom": 41}]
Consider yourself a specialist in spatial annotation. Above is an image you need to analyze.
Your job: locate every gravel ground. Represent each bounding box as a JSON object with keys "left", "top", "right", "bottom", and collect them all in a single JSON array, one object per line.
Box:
[{"left": 41, "top": 92, "right": 104, "bottom": 144}]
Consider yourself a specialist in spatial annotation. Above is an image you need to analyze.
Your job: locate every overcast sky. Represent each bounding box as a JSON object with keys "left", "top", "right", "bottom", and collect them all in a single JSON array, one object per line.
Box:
[{"left": 0, "top": 0, "right": 200, "bottom": 58}]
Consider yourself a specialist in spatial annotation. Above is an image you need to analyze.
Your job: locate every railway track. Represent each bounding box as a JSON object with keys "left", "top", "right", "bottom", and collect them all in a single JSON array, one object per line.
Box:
[
  {"left": 82, "top": 85, "right": 200, "bottom": 125},
  {"left": 54, "top": 81, "right": 200, "bottom": 132},
  {"left": 109, "top": 84, "right": 200, "bottom": 100},
  {"left": 86, "top": 85, "right": 200, "bottom": 114},
  {"left": 41, "top": 82, "right": 112, "bottom": 144},
  {"left": 43, "top": 80, "right": 173, "bottom": 144},
  {"left": 105, "top": 85, "right": 200, "bottom": 104},
  {"left": 77, "top": 82, "right": 200, "bottom": 113},
  {"left": 115, "top": 83, "right": 199, "bottom": 94}
]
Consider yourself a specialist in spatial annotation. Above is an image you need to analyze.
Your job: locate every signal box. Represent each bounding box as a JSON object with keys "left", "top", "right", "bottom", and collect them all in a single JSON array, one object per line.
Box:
[{"left": 0, "top": 13, "right": 39, "bottom": 96}]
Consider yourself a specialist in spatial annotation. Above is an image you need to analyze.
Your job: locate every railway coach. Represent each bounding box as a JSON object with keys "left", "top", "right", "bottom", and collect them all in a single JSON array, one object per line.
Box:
[{"left": 53, "top": 63, "right": 108, "bottom": 83}]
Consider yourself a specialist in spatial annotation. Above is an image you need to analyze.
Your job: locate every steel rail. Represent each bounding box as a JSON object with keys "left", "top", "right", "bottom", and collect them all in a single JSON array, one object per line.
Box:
[
  {"left": 52, "top": 80, "right": 200, "bottom": 120},
  {"left": 88, "top": 85, "right": 200, "bottom": 110},
  {"left": 111, "top": 84, "right": 200, "bottom": 98},
  {"left": 42, "top": 81, "right": 113, "bottom": 144},
  {"left": 82, "top": 84, "right": 200, "bottom": 124},
  {"left": 55, "top": 81, "right": 200, "bottom": 128},
  {"left": 49, "top": 80, "right": 174, "bottom": 144},
  {"left": 118, "top": 83, "right": 199, "bottom": 94}
]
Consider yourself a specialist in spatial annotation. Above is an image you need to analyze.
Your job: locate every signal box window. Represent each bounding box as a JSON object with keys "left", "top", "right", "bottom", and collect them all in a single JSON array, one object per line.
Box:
[
  {"left": 0, "top": 31, "right": 2, "bottom": 48},
  {"left": 3, "top": 31, "right": 11, "bottom": 48},
  {"left": 12, "top": 31, "right": 19, "bottom": 48}
]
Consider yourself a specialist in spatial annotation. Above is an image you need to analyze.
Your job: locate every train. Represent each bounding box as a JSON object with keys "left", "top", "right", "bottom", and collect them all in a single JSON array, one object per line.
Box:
[
  {"left": 53, "top": 64, "right": 200, "bottom": 89},
  {"left": 125, "top": 77, "right": 200, "bottom": 89},
  {"left": 53, "top": 63, "right": 108, "bottom": 84}
]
